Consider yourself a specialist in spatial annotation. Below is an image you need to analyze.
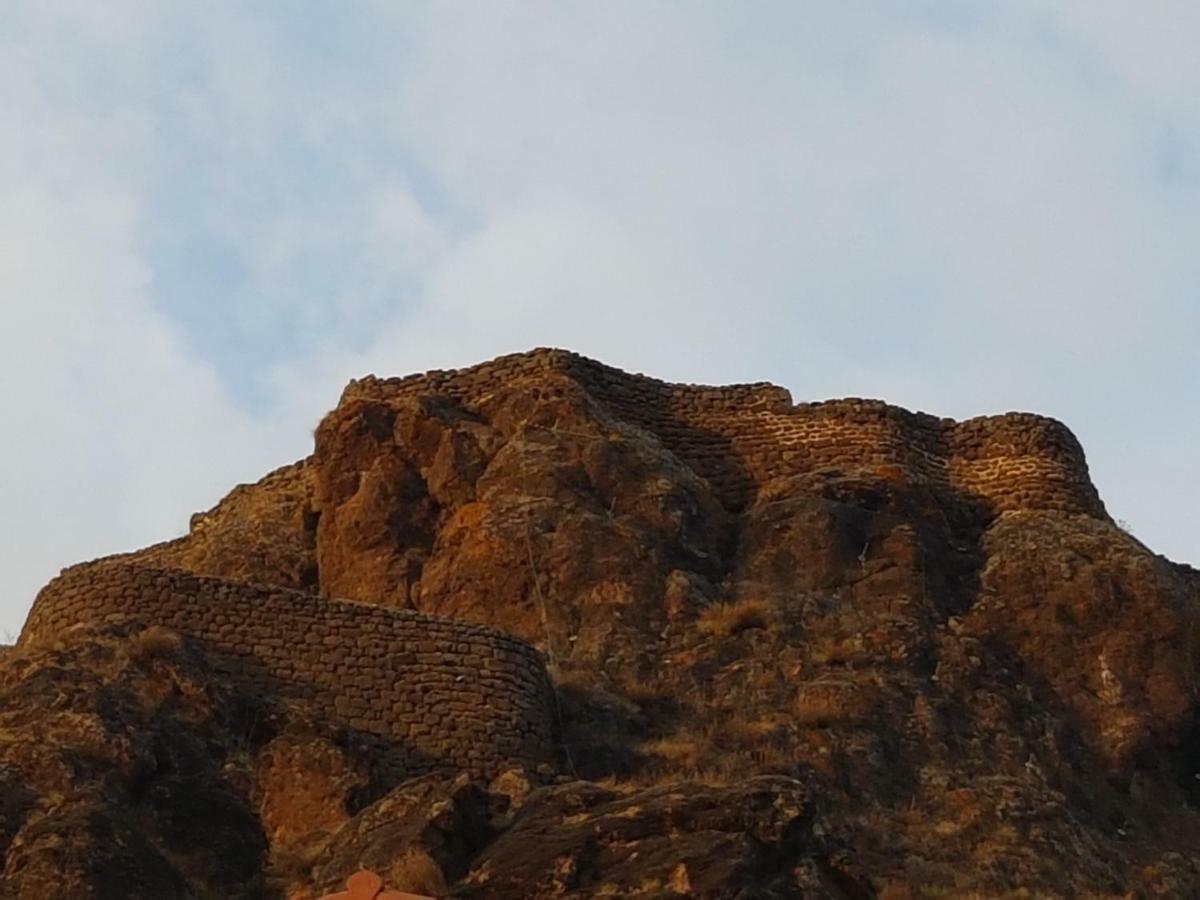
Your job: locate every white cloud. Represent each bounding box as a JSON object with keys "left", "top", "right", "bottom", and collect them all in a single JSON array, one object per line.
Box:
[
  {"left": 318, "top": 2, "right": 1199, "bottom": 558},
  {"left": 0, "top": 178, "right": 302, "bottom": 637},
  {"left": 0, "top": 3, "right": 307, "bottom": 637},
  {"left": 2, "top": 2, "right": 1198, "bottom": 638}
]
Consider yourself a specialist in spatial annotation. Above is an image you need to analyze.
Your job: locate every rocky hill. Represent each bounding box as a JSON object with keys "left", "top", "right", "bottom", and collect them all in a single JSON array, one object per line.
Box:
[{"left": 4, "top": 348, "right": 1200, "bottom": 897}]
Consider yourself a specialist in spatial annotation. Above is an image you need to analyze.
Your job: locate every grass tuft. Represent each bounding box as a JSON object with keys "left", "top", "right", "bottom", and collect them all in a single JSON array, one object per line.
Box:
[
  {"left": 127, "top": 625, "right": 183, "bottom": 661},
  {"left": 696, "top": 598, "right": 773, "bottom": 638}
]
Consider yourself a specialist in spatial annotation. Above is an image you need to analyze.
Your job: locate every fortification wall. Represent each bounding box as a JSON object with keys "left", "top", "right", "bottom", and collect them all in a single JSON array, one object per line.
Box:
[
  {"left": 344, "top": 349, "right": 1105, "bottom": 518},
  {"left": 19, "top": 561, "right": 555, "bottom": 778}
]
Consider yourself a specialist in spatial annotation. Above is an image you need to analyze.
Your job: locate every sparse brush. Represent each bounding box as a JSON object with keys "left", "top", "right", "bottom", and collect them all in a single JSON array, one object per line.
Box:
[
  {"left": 877, "top": 882, "right": 915, "bottom": 900},
  {"left": 639, "top": 709, "right": 802, "bottom": 782},
  {"left": 268, "top": 839, "right": 325, "bottom": 882},
  {"left": 792, "top": 680, "right": 873, "bottom": 726},
  {"left": 615, "top": 673, "right": 663, "bottom": 704},
  {"left": 642, "top": 732, "right": 708, "bottom": 770},
  {"left": 127, "top": 625, "right": 182, "bottom": 661},
  {"left": 722, "top": 713, "right": 790, "bottom": 744},
  {"left": 382, "top": 848, "right": 448, "bottom": 896},
  {"left": 696, "top": 597, "right": 773, "bottom": 638}
]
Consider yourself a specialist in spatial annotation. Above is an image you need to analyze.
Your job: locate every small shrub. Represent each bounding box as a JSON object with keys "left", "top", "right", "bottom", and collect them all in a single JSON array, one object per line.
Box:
[
  {"left": 128, "top": 625, "right": 182, "bottom": 661},
  {"left": 793, "top": 680, "right": 872, "bottom": 726},
  {"left": 615, "top": 673, "right": 665, "bottom": 704},
  {"left": 878, "top": 882, "right": 915, "bottom": 900},
  {"left": 268, "top": 839, "right": 325, "bottom": 883},
  {"left": 696, "top": 598, "right": 773, "bottom": 638},
  {"left": 383, "top": 848, "right": 448, "bottom": 895},
  {"left": 642, "top": 732, "right": 707, "bottom": 770},
  {"left": 722, "top": 713, "right": 789, "bottom": 743}
]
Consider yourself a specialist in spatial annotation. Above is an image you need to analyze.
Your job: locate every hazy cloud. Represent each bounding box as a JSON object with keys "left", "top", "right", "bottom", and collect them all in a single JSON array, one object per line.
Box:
[{"left": 1, "top": 2, "right": 1197, "bottom": 635}]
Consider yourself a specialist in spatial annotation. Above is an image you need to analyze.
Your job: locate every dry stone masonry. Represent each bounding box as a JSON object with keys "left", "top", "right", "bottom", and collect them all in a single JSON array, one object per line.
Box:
[
  {"left": 16, "top": 349, "right": 1108, "bottom": 785},
  {"left": 344, "top": 348, "right": 1106, "bottom": 518},
  {"left": 20, "top": 560, "right": 556, "bottom": 778}
]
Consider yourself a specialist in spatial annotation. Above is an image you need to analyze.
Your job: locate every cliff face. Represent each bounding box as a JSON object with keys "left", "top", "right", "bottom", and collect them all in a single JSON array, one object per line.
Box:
[{"left": 5, "top": 348, "right": 1200, "bottom": 897}]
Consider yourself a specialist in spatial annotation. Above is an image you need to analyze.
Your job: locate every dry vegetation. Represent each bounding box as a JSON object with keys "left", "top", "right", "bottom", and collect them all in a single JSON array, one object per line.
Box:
[
  {"left": 792, "top": 678, "right": 876, "bottom": 726},
  {"left": 695, "top": 596, "right": 773, "bottom": 638},
  {"left": 126, "top": 624, "right": 183, "bottom": 661},
  {"left": 560, "top": 591, "right": 903, "bottom": 792}
]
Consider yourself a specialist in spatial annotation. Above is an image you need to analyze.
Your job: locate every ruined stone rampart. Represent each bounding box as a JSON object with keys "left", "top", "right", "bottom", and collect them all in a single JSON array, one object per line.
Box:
[
  {"left": 344, "top": 349, "right": 1105, "bottom": 517},
  {"left": 19, "top": 560, "right": 555, "bottom": 778}
]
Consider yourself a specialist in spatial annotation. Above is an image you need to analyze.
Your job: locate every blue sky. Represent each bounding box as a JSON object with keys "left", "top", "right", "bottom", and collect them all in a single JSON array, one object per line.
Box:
[{"left": 2, "top": 2, "right": 1198, "bottom": 636}]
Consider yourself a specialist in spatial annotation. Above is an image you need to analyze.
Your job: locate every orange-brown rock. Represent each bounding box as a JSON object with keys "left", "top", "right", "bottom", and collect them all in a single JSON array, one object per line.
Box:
[{"left": 7, "top": 348, "right": 1200, "bottom": 896}]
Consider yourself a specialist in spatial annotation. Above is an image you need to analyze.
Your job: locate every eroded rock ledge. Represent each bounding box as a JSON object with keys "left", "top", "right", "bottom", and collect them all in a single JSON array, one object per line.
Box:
[
  {"left": 9, "top": 348, "right": 1200, "bottom": 898},
  {"left": 344, "top": 347, "right": 1106, "bottom": 517}
]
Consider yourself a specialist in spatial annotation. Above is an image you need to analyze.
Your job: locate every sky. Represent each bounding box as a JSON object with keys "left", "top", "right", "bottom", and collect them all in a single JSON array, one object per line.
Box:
[{"left": 2, "top": 2, "right": 1198, "bottom": 637}]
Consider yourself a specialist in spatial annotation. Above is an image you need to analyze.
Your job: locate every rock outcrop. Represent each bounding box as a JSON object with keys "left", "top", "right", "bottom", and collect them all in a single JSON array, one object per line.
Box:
[{"left": 5, "top": 348, "right": 1200, "bottom": 897}]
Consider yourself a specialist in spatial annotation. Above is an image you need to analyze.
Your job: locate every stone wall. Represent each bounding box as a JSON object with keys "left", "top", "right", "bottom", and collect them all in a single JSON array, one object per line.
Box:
[
  {"left": 343, "top": 348, "right": 1105, "bottom": 517},
  {"left": 19, "top": 560, "right": 556, "bottom": 778}
]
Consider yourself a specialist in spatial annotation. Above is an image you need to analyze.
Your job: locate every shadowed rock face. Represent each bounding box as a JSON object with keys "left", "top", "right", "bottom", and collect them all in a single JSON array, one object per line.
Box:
[{"left": 7, "top": 348, "right": 1200, "bottom": 897}]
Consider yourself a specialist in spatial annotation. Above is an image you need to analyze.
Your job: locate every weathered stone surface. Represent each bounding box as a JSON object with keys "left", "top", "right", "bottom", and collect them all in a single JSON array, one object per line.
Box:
[
  {"left": 455, "top": 776, "right": 847, "bottom": 899},
  {"left": 964, "top": 512, "right": 1199, "bottom": 771},
  {"left": 0, "top": 624, "right": 272, "bottom": 897},
  {"left": 8, "top": 348, "right": 1200, "bottom": 897},
  {"left": 304, "top": 774, "right": 499, "bottom": 898},
  {"left": 20, "top": 562, "right": 557, "bottom": 781},
  {"left": 257, "top": 733, "right": 369, "bottom": 849},
  {"left": 303, "top": 349, "right": 1109, "bottom": 669}
]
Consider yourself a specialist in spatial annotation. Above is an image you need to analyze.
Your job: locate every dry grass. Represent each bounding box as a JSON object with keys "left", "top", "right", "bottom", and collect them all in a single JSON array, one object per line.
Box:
[
  {"left": 915, "top": 891, "right": 1062, "bottom": 900},
  {"left": 641, "top": 732, "right": 707, "bottom": 771},
  {"left": 878, "top": 883, "right": 915, "bottom": 900},
  {"left": 638, "top": 708, "right": 801, "bottom": 784},
  {"left": 127, "top": 625, "right": 183, "bottom": 661},
  {"left": 696, "top": 597, "right": 773, "bottom": 638},
  {"left": 383, "top": 848, "right": 448, "bottom": 895},
  {"left": 792, "top": 679, "right": 873, "bottom": 726},
  {"left": 614, "top": 673, "right": 665, "bottom": 705},
  {"left": 721, "top": 714, "right": 789, "bottom": 742},
  {"left": 267, "top": 839, "right": 325, "bottom": 883}
]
